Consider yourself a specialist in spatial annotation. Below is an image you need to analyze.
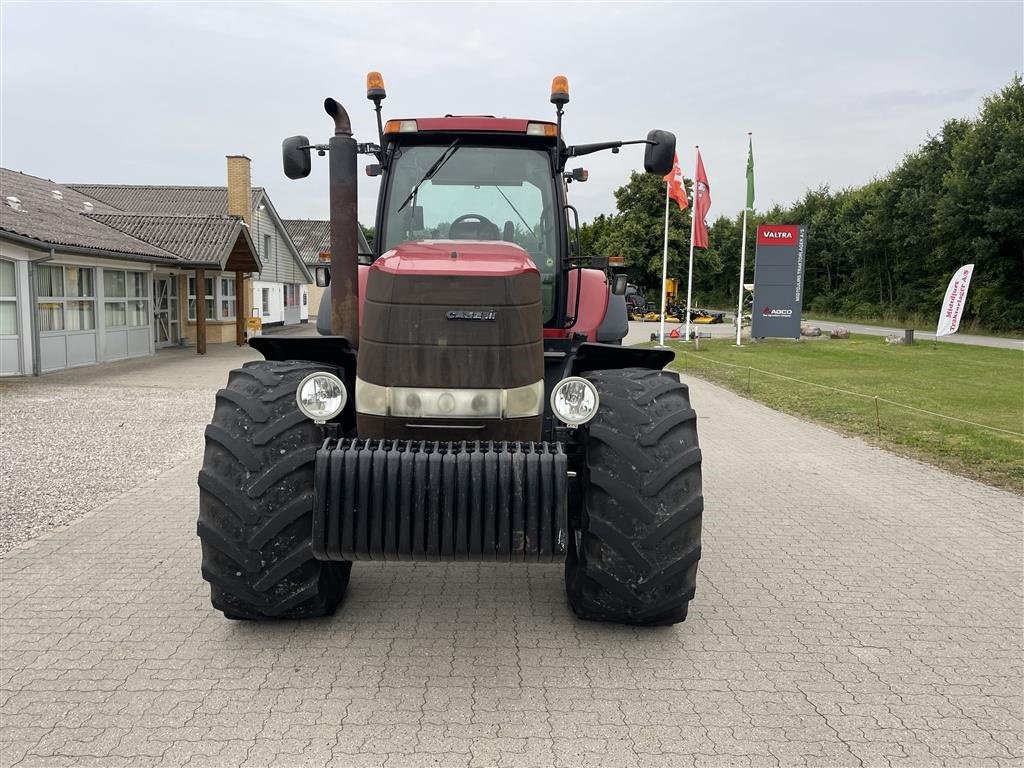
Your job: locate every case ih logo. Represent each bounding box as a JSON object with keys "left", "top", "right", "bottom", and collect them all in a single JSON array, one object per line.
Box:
[
  {"left": 446, "top": 310, "right": 496, "bottom": 321},
  {"left": 762, "top": 306, "right": 793, "bottom": 317}
]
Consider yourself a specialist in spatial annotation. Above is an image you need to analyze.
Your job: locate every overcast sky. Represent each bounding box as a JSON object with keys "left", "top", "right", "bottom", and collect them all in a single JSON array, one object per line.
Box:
[{"left": 2, "top": 2, "right": 1021, "bottom": 226}]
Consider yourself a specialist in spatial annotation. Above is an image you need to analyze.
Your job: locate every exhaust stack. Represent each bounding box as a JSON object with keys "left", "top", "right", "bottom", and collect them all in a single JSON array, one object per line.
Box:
[{"left": 324, "top": 97, "right": 360, "bottom": 343}]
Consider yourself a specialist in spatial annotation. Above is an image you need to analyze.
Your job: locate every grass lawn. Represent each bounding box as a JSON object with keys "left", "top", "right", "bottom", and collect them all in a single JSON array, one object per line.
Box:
[{"left": 658, "top": 335, "right": 1024, "bottom": 492}]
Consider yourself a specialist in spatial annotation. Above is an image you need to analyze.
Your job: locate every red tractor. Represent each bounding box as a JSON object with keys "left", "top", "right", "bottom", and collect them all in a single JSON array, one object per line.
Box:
[{"left": 197, "top": 74, "right": 703, "bottom": 625}]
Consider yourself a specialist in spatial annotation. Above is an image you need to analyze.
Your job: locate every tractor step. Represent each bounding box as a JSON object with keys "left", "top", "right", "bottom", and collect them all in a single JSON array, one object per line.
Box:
[{"left": 312, "top": 439, "right": 568, "bottom": 563}]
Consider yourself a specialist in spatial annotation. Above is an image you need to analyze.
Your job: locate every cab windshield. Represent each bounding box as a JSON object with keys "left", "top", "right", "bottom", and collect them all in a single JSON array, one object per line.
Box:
[{"left": 383, "top": 144, "right": 558, "bottom": 320}]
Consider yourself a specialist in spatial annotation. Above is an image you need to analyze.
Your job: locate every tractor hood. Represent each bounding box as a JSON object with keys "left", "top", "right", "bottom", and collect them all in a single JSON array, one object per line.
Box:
[
  {"left": 373, "top": 240, "right": 539, "bottom": 278},
  {"left": 358, "top": 237, "right": 544, "bottom": 441}
]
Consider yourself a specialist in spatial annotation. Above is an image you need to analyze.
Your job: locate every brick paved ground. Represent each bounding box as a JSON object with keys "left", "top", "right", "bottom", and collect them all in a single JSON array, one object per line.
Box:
[{"left": 1, "top": 350, "right": 1021, "bottom": 767}]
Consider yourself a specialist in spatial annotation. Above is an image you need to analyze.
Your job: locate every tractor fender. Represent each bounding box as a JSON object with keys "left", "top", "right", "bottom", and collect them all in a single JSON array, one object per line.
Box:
[
  {"left": 249, "top": 335, "right": 358, "bottom": 390},
  {"left": 595, "top": 292, "right": 628, "bottom": 344},
  {"left": 568, "top": 342, "right": 675, "bottom": 377}
]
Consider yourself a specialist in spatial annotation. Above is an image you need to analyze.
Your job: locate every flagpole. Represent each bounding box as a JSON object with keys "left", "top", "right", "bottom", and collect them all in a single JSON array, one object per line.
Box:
[
  {"left": 736, "top": 132, "right": 752, "bottom": 347},
  {"left": 684, "top": 145, "right": 698, "bottom": 343},
  {"left": 735, "top": 214, "right": 748, "bottom": 346},
  {"left": 659, "top": 182, "right": 670, "bottom": 346}
]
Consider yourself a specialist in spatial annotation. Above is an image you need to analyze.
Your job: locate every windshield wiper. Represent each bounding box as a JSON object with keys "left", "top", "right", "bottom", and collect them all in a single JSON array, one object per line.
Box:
[{"left": 396, "top": 140, "right": 460, "bottom": 214}]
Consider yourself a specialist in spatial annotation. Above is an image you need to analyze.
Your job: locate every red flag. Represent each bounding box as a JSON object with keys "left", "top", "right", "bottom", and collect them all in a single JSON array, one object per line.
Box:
[
  {"left": 692, "top": 150, "right": 711, "bottom": 249},
  {"left": 664, "top": 153, "right": 689, "bottom": 210}
]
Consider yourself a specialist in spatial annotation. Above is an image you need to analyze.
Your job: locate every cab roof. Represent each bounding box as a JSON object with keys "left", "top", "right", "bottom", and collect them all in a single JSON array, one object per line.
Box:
[{"left": 384, "top": 116, "right": 557, "bottom": 138}]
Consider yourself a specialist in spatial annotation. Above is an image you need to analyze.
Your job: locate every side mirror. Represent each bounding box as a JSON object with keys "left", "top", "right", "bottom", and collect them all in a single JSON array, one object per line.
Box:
[
  {"left": 315, "top": 266, "right": 330, "bottom": 288},
  {"left": 611, "top": 274, "right": 628, "bottom": 296},
  {"left": 283, "top": 135, "right": 312, "bottom": 179},
  {"left": 643, "top": 129, "right": 676, "bottom": 175}
]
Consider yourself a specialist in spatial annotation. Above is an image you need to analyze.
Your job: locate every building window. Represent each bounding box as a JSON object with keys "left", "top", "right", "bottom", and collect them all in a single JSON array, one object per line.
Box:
[
  {"left": 0, "top": 260, "right": 16, "bottom": 336},
  {"left": 264, "top": 234, "right": 272, "bottom": 261},
  {"left": 261, "top": 287, "right": 270, "bottom": 317},
  {"left": 219, "top": 276, "right": 236, "bottom": 319},
  {"left": 67, "top": 301, "right": 96, "bottom": 331},
  {"left": 283, "top": 284, "right": 300, "bottom": 307},
  {"left": 37, "top": 264, "right": 95, "bottom": 333},
  {"left": 187, "top": 276, "right": 215, "bottom": 321},
  {"left": 105, "top": 269, "right": 150, "bottom": 328},
  {"left": 187, "top": 275, "right": 238, "bottom": 321},
  {"left": 103, "top": 269, "right": 125, "bottom": 299}
]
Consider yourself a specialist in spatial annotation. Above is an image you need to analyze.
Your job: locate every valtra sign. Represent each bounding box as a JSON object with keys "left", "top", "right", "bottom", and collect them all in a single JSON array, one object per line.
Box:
[
  {"left": 750, "top": 224, "right": 808, "bottom": 339},
  {"left": 757, "top": 225, "right": 799, "bottom": 245}
]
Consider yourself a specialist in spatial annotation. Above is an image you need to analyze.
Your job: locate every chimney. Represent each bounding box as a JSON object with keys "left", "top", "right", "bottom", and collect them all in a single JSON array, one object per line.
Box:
[{"left": 226, "top": 154, "right": 251, "bottom": 227}]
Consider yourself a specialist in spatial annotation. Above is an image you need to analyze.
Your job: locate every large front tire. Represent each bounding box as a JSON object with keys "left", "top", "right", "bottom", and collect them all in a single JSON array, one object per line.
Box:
[
  {"left": 197, "top": 360, "right": 351, "bottom": 620},
  {"left": 565, "top": 367, "right": 703, "bottom": 626}
]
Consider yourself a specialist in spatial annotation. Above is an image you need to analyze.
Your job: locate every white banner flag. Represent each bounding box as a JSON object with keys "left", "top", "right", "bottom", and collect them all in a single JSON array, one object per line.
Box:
[{"left": 936, "top": 264, "right": 974, "bottom": 337}]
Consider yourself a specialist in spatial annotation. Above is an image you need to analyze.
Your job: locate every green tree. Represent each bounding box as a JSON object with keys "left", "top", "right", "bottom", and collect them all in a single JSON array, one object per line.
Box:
[
  {"left": 582, "top": 172, "right": 722, "bottom": 299},
  {"left": 938, "top": 75, "right": 1024, "bottom": 330},
  {"left": 579, "top": 213, "right": 615, "bottom": 263},
  {"left": 575, "top": 77, "right": 1023, "bottom": 331}
]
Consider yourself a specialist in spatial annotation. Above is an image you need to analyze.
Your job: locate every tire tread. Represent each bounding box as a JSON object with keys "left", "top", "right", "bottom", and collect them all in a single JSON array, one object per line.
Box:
[
  {"left": 197, "top": 360, "right": 350, "bottom": 620},
  {"left": 566, "top": 367, "right": 703, "bottom": 626}
]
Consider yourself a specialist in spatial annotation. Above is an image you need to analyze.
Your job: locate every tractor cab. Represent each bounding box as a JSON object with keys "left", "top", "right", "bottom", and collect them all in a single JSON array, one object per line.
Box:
[
  {"left": 289, "top": 74, "right": 675, "bottom": 343},
  {"left": 375, "top": 118, "right": 564, "bottom": 324}
]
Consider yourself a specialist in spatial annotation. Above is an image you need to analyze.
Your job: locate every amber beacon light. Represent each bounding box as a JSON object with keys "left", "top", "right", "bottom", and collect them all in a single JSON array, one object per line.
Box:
[
  {"left": 366, "top": 71, "right": 387, "bottom": 101},
  {"left": 550, "top": 75, "right": 570, "bottom": 105}
]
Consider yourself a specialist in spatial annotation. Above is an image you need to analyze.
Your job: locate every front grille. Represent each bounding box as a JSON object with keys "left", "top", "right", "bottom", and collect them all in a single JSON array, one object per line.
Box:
[{"left": 312, "top": 439, "right": 567, "bottom": 562}]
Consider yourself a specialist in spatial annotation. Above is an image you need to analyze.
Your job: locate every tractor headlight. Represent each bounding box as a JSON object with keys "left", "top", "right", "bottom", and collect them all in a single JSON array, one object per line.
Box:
[
  {"left": 550, "top": 376, "right": 600, "bottom": 427},
  {"left": 296, "top": 372, "right": 348, "bottom": 423},
  {"left": 355, "top": 378, "right": 388, "bottom": 416},
  {"left": 504, "top": 381, "right": 544, "bottom": 418}
]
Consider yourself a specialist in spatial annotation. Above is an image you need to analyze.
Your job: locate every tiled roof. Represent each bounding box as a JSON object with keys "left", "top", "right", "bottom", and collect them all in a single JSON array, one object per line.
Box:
[
  {"left": 0, "top": 169, "right": 177, "bottom": 261},
  {"left": 283, "top": 219, "right": 372, "bottom": 265},
  {"left": 283, "top": 219, "right": 331, "bottom": 265},
  {"left": 67, "top": 185, "right": 265, "bottom": 216},
  {"left": 88, "top": 214, "right": 247, "bottom": 265}
]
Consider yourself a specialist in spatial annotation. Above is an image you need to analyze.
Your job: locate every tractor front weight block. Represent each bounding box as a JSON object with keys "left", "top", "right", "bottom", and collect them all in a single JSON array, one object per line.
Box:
[{"left": 312, "top": 439, "right": 568, "bottom": 562}]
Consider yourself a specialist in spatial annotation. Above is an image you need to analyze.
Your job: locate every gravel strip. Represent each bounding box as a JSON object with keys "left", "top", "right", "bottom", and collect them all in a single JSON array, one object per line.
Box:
[
  {"left": 0, "top": 339, "right": 273, "bottom": 556},
  {"left": 0, "top": 380, "right": 216, "bottom": 555}
]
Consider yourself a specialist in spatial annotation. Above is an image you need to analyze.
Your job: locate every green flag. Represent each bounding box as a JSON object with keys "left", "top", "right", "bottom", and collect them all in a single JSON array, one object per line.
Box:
[{"left": 745, "top": 136, "right": 755, "bottom": 210}]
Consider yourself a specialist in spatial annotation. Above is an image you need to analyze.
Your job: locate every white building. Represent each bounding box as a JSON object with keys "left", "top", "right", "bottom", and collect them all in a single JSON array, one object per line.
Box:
[
  {"left": 0, "top": 164, "right": 263, "bottom": 375},
  {"left": 67, "top": 155, "right": 311, "bottom": 330}
]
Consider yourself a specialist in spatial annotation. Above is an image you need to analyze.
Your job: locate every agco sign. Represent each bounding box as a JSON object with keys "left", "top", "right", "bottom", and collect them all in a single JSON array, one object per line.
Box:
[{"left": 750, "top": 224, "right": 808, "bottom": 339}]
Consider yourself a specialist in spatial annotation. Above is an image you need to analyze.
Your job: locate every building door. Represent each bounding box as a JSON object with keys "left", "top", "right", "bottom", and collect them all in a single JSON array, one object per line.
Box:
[
  {"left": 153, "top": 275, "right": 179, "bottom": 347},
  {"left": 283, "top": 283, "right": 301, "bottom": 325}
]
